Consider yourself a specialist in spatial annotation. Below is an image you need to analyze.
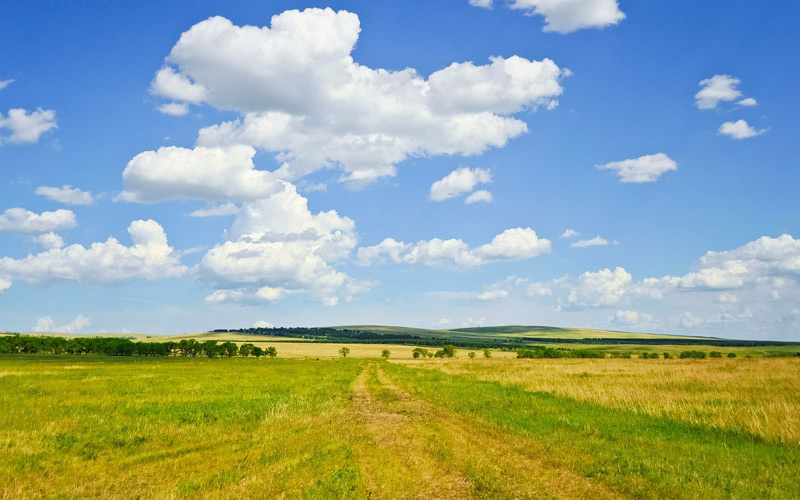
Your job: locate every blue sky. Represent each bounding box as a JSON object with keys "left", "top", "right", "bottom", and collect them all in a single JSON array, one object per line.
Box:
[{"left": 1, "top": 0, "right": 799, "bottom": 338}]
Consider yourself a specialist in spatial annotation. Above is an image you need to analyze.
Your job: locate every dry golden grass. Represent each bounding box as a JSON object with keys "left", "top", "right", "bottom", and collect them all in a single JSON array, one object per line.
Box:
[{"left": 396, "top": 357, "right": 800, "bottom": 444}]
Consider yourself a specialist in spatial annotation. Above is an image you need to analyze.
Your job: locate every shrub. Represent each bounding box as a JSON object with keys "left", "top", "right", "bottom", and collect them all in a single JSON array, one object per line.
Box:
[
  {"left": 412, "top": 347, "right": 429, "bottom": 359},
  {"left": 663, "top": 352, "right": 672, "bottom": 359},
  {"left": 468, "top": 352, "right": 476, "bottom": 359},
  {"left": 727, "top": 352, "right": 737, "bottom": 358},
  {"left": 381, "top": 349, "right": 390, "bottom": 359},
  {"left": 709, "top": 351, "right": 723, "bottom": 358},
  {"left": 679, "top": 350, "right": 707, "bottom": 359},
  {"left": 483, "top": 349, "right": 491, "bottom": 359}
]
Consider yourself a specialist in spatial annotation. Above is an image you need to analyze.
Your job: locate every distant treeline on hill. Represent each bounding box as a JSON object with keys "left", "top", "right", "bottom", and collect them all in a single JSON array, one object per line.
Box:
[
  {"left": 0, "top": 335, "right": 276, "bottom": 358},
  {"left": 212, "top": 327, "right": 423, "bottom": 342}
]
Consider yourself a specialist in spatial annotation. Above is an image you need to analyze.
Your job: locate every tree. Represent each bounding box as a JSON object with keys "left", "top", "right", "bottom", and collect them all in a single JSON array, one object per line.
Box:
[
  {"left": 221, "top": 341, "right": 238, "bottom": 358},
  {"left": 381, "top": 349, "right": 390, "bottom": 359},
  {"left": 265, "top": 346, "right": 277, "bottom": 358},
  {"left": 468, "top": 351, "right": 476, "bottom": 359},
  {"left": 339, "top": 347, "right": 351, "bottom": 358},
  {"left": 441, "top": 345, "right": 457, "bottom": 358},
  {"left": 252, "top": 346, "right": 264, "bottom": 358},
  {"left": 239, "top": 343, "right": 254, "bottom": 357},
  {"left": 483, "top": 349, "right": 491, "bottom": 359},
  {"left": 201, "top": 340, "right": 221, "bottom": 358},
  {"left": 412, "top": 347, "right": 429, "bottom": 359}
]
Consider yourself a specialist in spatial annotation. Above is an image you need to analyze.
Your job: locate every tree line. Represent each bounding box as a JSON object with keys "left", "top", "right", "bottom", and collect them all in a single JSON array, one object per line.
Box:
[{"left": 0, "top": 335, "right": 277, "bottom": 358}]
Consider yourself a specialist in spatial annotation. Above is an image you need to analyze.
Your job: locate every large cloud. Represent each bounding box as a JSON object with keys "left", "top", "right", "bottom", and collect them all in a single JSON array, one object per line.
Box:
[
  {"left": 358, "top": 227, "right": 551, "bottom": 267},
  {"left": 0, "top": 108, "right": 57, "bottom": 144},
  {"left": 0, "top": 208, "right": 76, "bottom": 234},
  {"left": 199, "top": 182, "right": 367, "bottom": 305},
  {"left": 149, "top": 9, "right": 567, "bottom": 186},
  {"left": 0, "top": 220, "right": 186, "bottom": 288},
  {"left": 472, "top": 0, "right": 625, "bottom": 33},
  {"left": 119, "top": 145, "right": 280, "bottom": 202}
]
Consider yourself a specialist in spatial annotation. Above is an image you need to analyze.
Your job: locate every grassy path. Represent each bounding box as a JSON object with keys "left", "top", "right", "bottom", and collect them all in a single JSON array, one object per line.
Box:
[{"left": 348, "top": 363, "right": 622, "bottom": 499}]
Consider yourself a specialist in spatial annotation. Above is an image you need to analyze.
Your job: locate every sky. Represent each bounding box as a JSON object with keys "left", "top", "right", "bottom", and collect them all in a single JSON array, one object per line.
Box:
[{"left": 1, "top": 0, "right": 799, "bottom": 339}]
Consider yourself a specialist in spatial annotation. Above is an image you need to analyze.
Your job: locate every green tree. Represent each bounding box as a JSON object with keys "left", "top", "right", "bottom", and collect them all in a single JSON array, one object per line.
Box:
[
  {"left": 441, "top": 345, "right": 457, "bottom": 358},
  {"left": 239, "top": 343, "right": 254, "bottom": 357},
  {"left": 252, "top": 346, "right": 264, "bottom": 358},
  {"left": 412, "top": 347, "right": 429, "bottom": 359},
  {"left": 221, "top": 341, "right": 238, "bottom": 357},
  {"left": 483, "top": 349, "right": 492, "bottom": 358},
  {"left": 381, "top": 349, "right": 390, "bottom": 359},
  {"left": 468, "top": 351, "right": 476, "bottom": 359},
  {"left": 339, "top": 347, "right": 351, "bottom": 358},
  {"left": 265, "top": 346, "right": 277, "bottom": 358}
]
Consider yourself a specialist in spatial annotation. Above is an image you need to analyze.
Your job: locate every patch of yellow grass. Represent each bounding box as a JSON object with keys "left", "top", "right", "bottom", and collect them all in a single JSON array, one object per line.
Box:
[{"left": 397, "top": 357, "right": 800, "bottom": 444}]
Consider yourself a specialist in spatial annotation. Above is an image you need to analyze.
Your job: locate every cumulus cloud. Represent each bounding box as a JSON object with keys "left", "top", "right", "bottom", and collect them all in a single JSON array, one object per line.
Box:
[
  {"left": 571, "top": 236, "right": 609, "bottom": 248},
  {"left": 560, "top": 228, "right": 578, "bottom": 239},
  {"left": 610, "top": 310, "right": 659, "bottom": 330},
  {"left": 119, "top": 145, "right": 280, "bottom": 202},
  {"left": 718, "top": 119, "right": 765, "bottom": 140},
  {"left": 433, "top": 318, "right": 453, "bottom": 327},
  {"left": 358, "top": 227, "right": 550, "bottom": 267},
  {"left": 477, "top": 288, "right": 509, "bottom": 301},
  {"left": 0, "top": 108, "right": 57, "bottom": 144},
  {"left": 430, "top": 167, "right": 492, "bottom": 201},
  {"left": 35, "top": 185, "right": 94, "bottom": 206},
  {"left": 465, "top": 190, "right": 493, "bottom": 204},
  {"left": 33, "top": 232, "right": 64, "bottom": 250},
  {"left": 0, "top": 208, "right": 76, "bottom": 234},
  {"left": 254, "top": 320, "right": 274, "bottom": 328},
  {"left": 157, "top": 102, "right": 190, "bottom": 116},
  {"left": 488, "top": 0, "right": 625, "bottom": 33},
  {"left": 0, "top": 220, "right": 186, "bottom": 287},
  {"left": 149, "top": 9, "right": 567, "bottom": 186},
  {"left": 695, "top": 75, "right": 743, "bottom": 110},
  {"left": 199, "top": 182, "right": 368, "bottom": 305},
  {"left": 188, "top": 202, "right": 240, "bottom": 218},
  {"left": 596, "top": 153, "right": 677, "bottom": 183},
  {"left": 0, "top": 278, "right": 10, "bottom": 293},
  {"left": 33, "top": 314, "right": 91, "bottom": 334},
  {"left": 567, "top": 267, "right": 632, "bottom": 307}
]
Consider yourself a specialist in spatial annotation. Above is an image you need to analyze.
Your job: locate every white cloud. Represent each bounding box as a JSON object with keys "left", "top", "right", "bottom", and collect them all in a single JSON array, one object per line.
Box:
[
  {"left": 0, "top": 220, "right": 186, "bottom": 287},
  {"left": 596, "top": 153, "right": 677, "bottom": 183},
  {"left": 430, "top": 167, "right": 492, "bottom": 201},
  {"left": 0, "top": 278, "right": 10, "bottom": 293},
  {"left": 560, "top": 228, "right": 578, "bottom": 239},
  {"left": 33, "top": 232, "right": 64, "bottom": 250},
  {"left": 567, "top": 267, "right": 632, "bottom": 307},
  {"left": 470, "top": 0, "right": 494, "bottom": 7},
  {"left": 504, "top": 0, "right": 625, "bottom": 33},
  {"left": 119, "top": 145, "right": 280, "bottom": 202},
  {"left": 465, "top": 190, "right": 493, "bottom": 204},
  {"left": 462, "top": 316, "right": 488, "bottom": 327},
  {"left": 35, "top": 185, "right": 94, "bottom": 206},
  {"left": 0, "top": 108, "right": 57, "bottom": 144},
  {"left": 188, "top": 202, "right": 240, "bottom": 218},
  {"left": 199, "top": 182, "right": 368, "bottom": 305},
  {"left": 526, "top": 282, "right": 553, "bottom": 297},
  {"left": 0, "top": 208, "right": 76, "bottom": 234},
  {"left": 0, "top": 79, "right": 13, "bottom": 90},
  {"left": 150, "top": 9, "right": 566, "bottom": 187},
  {"left": 610, "top": 310, "right": 659, "bottom": 330},
  {"left": 477, "top": 289, "right": 509, "bottom": 301},
  {"left": 254, "top": 320, "right": 274, "bottom": 328},
  {"left": 718, "top": 119, "right": 765, "bottom": 140},
  {"left": 33, "top": 314, "right": 91, "bottom": 334},
  {"left": 157, "top": 102, "right": 189, "bottom": 116},
  {"left": 571, "top": 236, "right": 609, "bottom": 248},
  {"left": 695, "top": 75, "right": 742, "bottom": 110},
  {"left": 717, "top": 293, "right": 740, "bottom": 304},
  {"left": 433, "top": 318, "right": 453, "bottom": 327},
  {"left": 737, "top": 97, "right": 757, "bottom": 107},
  {"left": 358, "top": 227, "right": 550, "bottom": 267}
]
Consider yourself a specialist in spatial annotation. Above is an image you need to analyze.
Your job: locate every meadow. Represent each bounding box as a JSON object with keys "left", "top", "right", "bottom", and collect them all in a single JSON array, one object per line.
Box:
[{"left": 2, "top": 350, "right": 799, "bottom": 499}]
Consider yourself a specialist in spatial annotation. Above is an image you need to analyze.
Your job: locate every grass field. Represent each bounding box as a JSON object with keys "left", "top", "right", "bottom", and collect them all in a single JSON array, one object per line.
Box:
[{"left": 2, "top": 353, "right": 799, "bottom": 499}]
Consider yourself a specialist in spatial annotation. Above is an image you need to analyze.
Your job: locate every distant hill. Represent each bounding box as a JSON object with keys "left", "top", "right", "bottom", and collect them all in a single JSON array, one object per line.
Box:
[{"left": 331, "top": 325, "right": 708, "bottom": 342}]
